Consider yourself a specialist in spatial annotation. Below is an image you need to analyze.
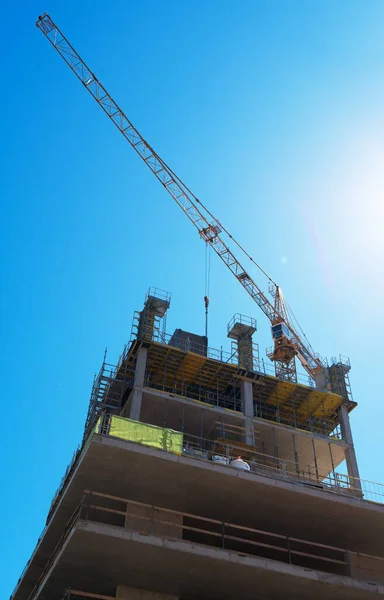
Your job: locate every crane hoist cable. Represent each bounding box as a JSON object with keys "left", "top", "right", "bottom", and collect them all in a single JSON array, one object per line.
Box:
[
  {"left": 204, "top": 243, "right": 211, "bottom": 339},
  {"left": 162, "top": 158, "right": 277, "bottom": 287}
]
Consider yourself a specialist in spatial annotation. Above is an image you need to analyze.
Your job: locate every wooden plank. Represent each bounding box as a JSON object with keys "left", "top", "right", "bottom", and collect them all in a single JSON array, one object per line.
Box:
[
  {"left": 289, "top": 535, "right": 346, "bottom": 553},
  {"left": 88, "top": 505, "right": 126, "bottom": 517},
  {"left": 71, "top": 591, "right": 115, "bottom": 600},
  {"left": 181, "top": 525, "right": 221, "bottom": 538},
  {"left": 85, "top": 490, "right": 149, "bottom": 509},
  {"left": 224, "top": 533, "right": 288, "bottom": 554},
  {"left": 226, "top": 522, "right": 287, "bottom": 541},
  {"left": 353, "top": 550, "right": 384, "bottom": 562},
  {"left": 214, "top": 422, "right": 260, "bottom": 434},
  {"left": 290, "top": 549, "right": 347, "bottom": 565}
]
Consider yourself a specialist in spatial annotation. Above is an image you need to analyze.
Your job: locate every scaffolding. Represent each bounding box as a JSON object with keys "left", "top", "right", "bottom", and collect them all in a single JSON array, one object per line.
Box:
[
  {"left": 83, "top": 352, "right": 135, "bottom": 441},
  {"left": 328, "top": 354, "right": 353, "bottom": 403},
  {"left": 82, "top": 289, "right": 349, "bottom": 457},
  {"left": 137, "top": 335, "right": 344, "bottom": 437},
  {"left": 227, "top": 313, "right": 259, "bottom": 371},
  {"left": 131, "top": 286, "right": 170, "bottom": 344}
]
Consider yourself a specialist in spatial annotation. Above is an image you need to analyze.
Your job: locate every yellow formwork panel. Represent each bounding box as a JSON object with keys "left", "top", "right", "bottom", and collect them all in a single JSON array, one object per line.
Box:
[
  {"left": 297, "top": 389, "right": 342, "bottom": 418},
  {"left": 312, "top": 392, "right": 342, "bottom": 417},
  {"left": 268, "top": 380, "right": 296, "bottom": 405},
  {"left": 174, "top": 353, "right": 207, "bottom": 384},
  {"left": 143, "top": 340, "right": 343, "bottom": 422},
  {"left": 296, "top": 389, "right": 324, "bottom": 415},
  {"left": 145, "top": 341, "right": 240, "bottom": 390},
  {"left": 258, "top": 374, "right": 343, "bottom": 422}
]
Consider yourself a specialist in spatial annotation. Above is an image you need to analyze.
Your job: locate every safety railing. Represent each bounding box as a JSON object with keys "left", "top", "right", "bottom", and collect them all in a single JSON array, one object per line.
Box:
[
  {"left": 181, "top": 429, "right": 350, "bottom": 490},
  {"left": 30, "top": 490, "right": 384, "bottom": 600},
  {"left": 351, "top": 477, "right": 384, "bottom": 505},
  {"left": 46, "top": 446, "right": 82, "bottom": 523},
  {"left": 26, "top": 503, "right": 83, "bottom": 600},
  {"left": 97, "top": 413, "right": 384, "bottom": 505},
  {"left": 144, "top": 370, "right": 341, "bottom": 438},
  {"left": 253, "top": 401, "right": 343, "bottom": 439},
  {"left": 129, "top": 318, "right": 314, "bottom": 387},
  {"left": 145, "top": 371, "right": 243, "bottom": 413}
]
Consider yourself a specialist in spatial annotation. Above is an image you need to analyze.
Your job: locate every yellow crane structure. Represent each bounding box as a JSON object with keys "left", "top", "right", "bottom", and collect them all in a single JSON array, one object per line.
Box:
[{"left": 36, "top": 12, "right": 351, "bottom": 397}]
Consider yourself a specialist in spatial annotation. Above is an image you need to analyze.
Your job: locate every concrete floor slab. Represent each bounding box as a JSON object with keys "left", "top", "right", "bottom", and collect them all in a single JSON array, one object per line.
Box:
[
  {"left": 12, "top": 434, "right": 384, "bottom": 600},
  {"left": 36, "top": 521, "right": 384, "bottom": 600}
]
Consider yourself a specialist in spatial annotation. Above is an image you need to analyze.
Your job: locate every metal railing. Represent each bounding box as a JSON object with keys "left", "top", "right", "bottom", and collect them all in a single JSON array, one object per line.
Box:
[
  {"left": 253, "top": 401, "right": 343, "bottom": 439},
  {"left": 46, "top": 446, "right": 82, "bottom": 523},
  {"left": 30, "top": 490, "right": 384, "bottom": 600},
  {"left": 181, "top": 430, "right": 352, "bottom": 491},
  {"left": 227, "top": 313, "right": 257, "bottom": 334},
  {"left": 25, "top": 503, "right": 83, "bottom": 600},
  {"left": 144, "top": 371, "right": 342, "bottom": 438},
  {"left": 145, "top": 372, "right": 243, "bottom": 413},
  {"left": 129, "top": 318, "right": 314, "bottom": 387},
  {"left": 145, "top": 286, "right": 171, "bottom": 305},
  {"left": 98, "top": 415, "right": 384, "bottom": 505}
]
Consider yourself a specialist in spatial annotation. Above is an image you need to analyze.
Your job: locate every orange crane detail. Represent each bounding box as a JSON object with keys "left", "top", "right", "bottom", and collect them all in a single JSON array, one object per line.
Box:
[{"left": 36, "top": 12, "right": 329, "bottom": 388}]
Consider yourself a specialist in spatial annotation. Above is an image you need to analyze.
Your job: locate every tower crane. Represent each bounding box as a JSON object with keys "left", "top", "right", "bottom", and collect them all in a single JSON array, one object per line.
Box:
[{"left": 36, "top": 12, "right": 329, "bottom": 388}]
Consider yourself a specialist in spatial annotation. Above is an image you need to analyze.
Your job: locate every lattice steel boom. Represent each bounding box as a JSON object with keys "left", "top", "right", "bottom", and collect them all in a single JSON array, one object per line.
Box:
[{"left": 36, "top": 12, "right": 326, "bottom": 383}]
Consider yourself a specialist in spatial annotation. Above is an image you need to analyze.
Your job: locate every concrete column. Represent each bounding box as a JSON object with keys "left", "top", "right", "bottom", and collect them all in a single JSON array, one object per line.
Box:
[
  {"left": 241, "top": 381, "right": 254, "bottom": 446},
  {"left": 339, "top": 404, "right": 362, "bottom": 493},
  {"left": 129, "top": 347, "right": 148, "bottom": 421},
  {"left": 116, "top": 585, "right": 179, "bottom": 600}
]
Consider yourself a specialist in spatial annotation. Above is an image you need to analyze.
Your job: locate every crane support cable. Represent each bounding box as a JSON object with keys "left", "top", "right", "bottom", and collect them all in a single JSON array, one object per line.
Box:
[
  {"left": 36, "top": 13, "right": 325, "bottom": 376},
  {"left": 162, "top": 159, "right": 278, "bottom": 287}
]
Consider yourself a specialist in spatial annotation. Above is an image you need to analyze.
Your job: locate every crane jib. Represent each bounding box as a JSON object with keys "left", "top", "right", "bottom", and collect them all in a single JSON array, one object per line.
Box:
[{"left": 36, "top": 12, "right": 324, "bottom": 379}]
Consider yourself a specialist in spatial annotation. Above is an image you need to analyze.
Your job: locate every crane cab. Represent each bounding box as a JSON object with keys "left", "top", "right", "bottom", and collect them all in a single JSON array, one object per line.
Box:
[{"left": 271, "top": 323, "right": 291, "bottom": 340}]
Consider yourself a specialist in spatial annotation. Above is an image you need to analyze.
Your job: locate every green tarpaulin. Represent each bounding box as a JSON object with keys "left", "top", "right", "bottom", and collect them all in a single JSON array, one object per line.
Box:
[{"left": 106, "top": 415, "right": 183, "bottom": 455}]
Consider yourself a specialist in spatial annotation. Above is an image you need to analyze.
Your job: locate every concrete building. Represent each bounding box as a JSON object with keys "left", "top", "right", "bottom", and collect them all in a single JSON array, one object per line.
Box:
[{"left": 10, "top": 288, "right": 384, "bottom": 600}]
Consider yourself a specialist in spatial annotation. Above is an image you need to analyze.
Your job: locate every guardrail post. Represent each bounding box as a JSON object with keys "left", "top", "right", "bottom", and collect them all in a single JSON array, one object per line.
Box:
[
  {"left": 79, "top": 491, "right": 86, "bottom": 520},
  {"left": 149, "top": 504, "right": 155, "bottom": 535},
  {"left": 222, "top": 522, "right": 226, "bottom": 549},
  {"left": 84, "top": 491, "right": 92, "bottom": 522},
  {"left": 346, "top": 549, "right": 355, "bottom": 578},
  {"left": 287, "top": 537, "right": 291, "bottom": 564}
]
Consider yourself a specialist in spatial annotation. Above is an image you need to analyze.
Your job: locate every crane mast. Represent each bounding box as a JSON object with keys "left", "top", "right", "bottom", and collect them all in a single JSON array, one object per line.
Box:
[{"left": 36, "top": 12, "right": 327, "bottom": 386}]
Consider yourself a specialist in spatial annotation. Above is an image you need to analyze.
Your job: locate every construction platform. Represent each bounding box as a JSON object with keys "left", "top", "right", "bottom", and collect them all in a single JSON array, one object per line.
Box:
[{"left": 106, "top": 336, "right": 353, "bottom": 439}]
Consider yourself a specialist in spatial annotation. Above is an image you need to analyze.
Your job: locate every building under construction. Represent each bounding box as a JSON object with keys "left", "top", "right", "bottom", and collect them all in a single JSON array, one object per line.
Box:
[
  {"left": 10, "top": 288, "right": 384, "bottom": 600},
  {"left": 10, "top": 12, "right": 384, "bottom": 600}
]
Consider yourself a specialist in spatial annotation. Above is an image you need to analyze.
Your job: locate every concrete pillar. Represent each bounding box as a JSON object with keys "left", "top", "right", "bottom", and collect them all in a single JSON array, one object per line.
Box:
[
  {"left": 116, "top": 585, "right": 179, "bottom": 600},
  {"left": 129, "top": 347, "right": 148, "bottom": 421},
  {"left": 124, "top": 503, "right": 183, "bottom": 539},
  {"left": 241, "top": 381, "right": 254, "bottom": 446},
  {"left": 339, "top": 404, "right": 362, "bottom": 493}
]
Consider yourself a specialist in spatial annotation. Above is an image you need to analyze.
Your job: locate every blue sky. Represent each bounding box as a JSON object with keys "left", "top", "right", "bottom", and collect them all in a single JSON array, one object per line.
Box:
[{"left": 2, "top": 0, "right": 384, "bottom": 595}]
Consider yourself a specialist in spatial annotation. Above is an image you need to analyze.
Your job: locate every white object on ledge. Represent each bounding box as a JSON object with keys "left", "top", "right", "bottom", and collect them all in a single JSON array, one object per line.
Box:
[{"left": 230, "top": 457, "right": 250, "bottom": 471}]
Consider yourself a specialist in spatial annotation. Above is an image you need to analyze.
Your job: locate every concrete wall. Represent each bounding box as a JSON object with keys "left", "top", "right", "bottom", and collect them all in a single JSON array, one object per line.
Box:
[
  {"left": 116, "top": 585, "right": 178, "bottom": 600},
  {"left": 349, "top": 552, "right": 384, "bottom": 585},
  {"left": 124, "top": 503, "right": 183, "bottom": 539}
]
